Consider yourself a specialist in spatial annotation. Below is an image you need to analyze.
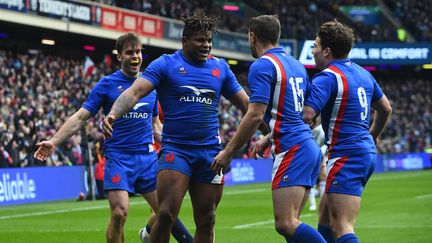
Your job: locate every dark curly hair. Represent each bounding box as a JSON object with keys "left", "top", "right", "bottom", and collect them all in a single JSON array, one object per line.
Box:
[
  {"left": 318, "top": 20, "right": 355, "bottom": 59},
  {"left": 182, "top": 10, "right": 219, "bottom": 38}
]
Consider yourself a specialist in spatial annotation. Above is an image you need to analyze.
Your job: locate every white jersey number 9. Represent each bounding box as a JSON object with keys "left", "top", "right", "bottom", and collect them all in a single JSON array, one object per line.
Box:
[{"left": 357, "top": 87, "right": 368, "bottom": 120}]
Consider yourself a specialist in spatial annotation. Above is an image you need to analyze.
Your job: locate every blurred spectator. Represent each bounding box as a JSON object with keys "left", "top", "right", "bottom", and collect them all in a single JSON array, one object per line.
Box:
[{"left": 384, "top": 0, "right": 432, "bottom": 42}]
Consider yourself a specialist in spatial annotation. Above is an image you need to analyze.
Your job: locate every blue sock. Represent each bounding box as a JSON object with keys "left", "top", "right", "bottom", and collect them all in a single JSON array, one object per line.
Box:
[
  {"left": 145, "top": 224, "right": 151, "bottom": 233},
  {"left": 318, "top": 224, "right": 335, "bottom": 242},
  {"left": 172, "top": 219, "right": 193, "bottom": 243},
  {"left": 336, "top": 233, "right": 359, "bottom": 243},
  {"left": 292, "top": 223, "right": 326, "bottom": 243}
]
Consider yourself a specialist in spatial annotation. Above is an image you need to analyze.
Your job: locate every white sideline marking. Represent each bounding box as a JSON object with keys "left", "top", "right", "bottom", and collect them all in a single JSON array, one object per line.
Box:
[
  {"left": 0, "top": 187, "right": 267, "bottom": 220},
  {"left": 415, "top": 193, "right": 432, "bottom": 200},
  {"left": 233, "top": 220, "right": 274, "bottom": 229},
  {"left": 233, "top": 214, "right": 313, "bottom": 229},
  {"left": 371, "top": 172, "right": 429, "bottom": 181}
]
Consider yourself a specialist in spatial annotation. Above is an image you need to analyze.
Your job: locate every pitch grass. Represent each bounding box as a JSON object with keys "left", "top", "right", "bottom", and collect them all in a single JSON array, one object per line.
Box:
[{"left": 0, "top": 169, "right": 431, "bottom": 242}]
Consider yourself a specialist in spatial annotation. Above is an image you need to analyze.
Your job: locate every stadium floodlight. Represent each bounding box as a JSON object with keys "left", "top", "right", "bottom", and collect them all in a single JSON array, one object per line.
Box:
[
  {"left": 227, "top": 59, "right": 238, "bottom": 65},
  {"left": 112, "top": 49, "right": 118, "bottom": 55},
  {"left": 422, "top": 64, "right": 432, "bottom": 69},
  {"left": 41, "top": 39, "right": 55, "bottom": 45}
]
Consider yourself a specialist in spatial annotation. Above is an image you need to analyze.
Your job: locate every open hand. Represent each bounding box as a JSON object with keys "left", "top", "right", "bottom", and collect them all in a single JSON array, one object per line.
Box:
[{"left": 34, "top": 141, "right": 56, "bottom": 161}]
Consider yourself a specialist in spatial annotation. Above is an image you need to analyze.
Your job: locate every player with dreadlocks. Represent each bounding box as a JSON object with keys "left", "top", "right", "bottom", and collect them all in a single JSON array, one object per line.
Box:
[{"left": 103, "top": 11, "right": 250, "bottom": 243}]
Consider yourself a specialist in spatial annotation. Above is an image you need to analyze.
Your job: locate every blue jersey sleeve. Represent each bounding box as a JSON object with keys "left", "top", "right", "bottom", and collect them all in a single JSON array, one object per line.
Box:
[
  {"left": 220, "top": 59, "right": 243, "bottom": 98},
  {"left": 153, "top": 97, "right": 159, "bottom": 117},
  {"left": 82, "top": 78, "right": 107, "bottom": 116},
  {"left": 304, "top": 72, "right": 335, "bottom": 114},
  {"left": 248, "top": 59, "right": 274, "bottom": 104},
  {"left": 141, "top": 56, "right": 167, "bottom": 88},
  {"left": 370, "top": 74, "right": 384, "bottom": 102}
]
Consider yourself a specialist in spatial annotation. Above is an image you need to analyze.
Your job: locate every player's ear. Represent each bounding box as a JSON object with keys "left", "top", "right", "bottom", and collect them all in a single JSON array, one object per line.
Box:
[
  {"left": 116, "top": 53, "right": 121, "bottom": 62},
  {"left": 323, "top": 47, "right": 332, "bottom": 57}
]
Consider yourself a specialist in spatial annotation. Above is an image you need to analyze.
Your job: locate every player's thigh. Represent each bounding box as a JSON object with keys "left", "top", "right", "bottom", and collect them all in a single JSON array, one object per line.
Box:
[
  {"left": 272, "top": 186, "right": 306, "bottom": 222},
  {"left": 142, "top": 190, "right": 158, "bottom": 212},
  {"left": 189, "top": 183, "right": 223, "bottom": 218},
  {"left": 327, "top": 193, "right": 361, "bottom": 225},
  {"left": 156, "top": 169, "right": 190, "bottom": 214},
  {"left": 107, "top": 190, "right": 129, "bottom": 212}
]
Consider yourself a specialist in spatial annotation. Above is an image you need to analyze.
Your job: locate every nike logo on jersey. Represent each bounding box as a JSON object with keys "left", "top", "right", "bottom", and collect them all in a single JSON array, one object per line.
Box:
[
  {"left": 133, "top": 102, "right": 149, "bottom": 110},
  {"left": 181, "top": 86, "right": 215, "bottom": 96}
]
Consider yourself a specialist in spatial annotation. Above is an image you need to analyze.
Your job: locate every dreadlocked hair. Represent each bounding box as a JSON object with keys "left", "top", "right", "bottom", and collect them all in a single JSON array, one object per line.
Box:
[{"left": 182, "top": 10, "right": 219, "bottom": 38}]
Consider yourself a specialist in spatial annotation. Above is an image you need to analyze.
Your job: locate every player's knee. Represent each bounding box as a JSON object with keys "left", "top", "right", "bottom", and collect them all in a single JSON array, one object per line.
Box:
[
  {"left": 157, "top": 209, "right": 177, "bottom": 225},
  {"left": 196, "top": 211, "right": 216, "bottom": 230},
  {"left": 111, "top": 206, "right": 128, "bottom": 226},
  {"left": 274, "top": 220, "right": 297, "bottom": 237}
]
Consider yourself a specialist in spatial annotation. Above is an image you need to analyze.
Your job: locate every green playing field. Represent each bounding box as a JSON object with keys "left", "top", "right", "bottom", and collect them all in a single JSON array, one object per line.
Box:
[{"left": 0, "top": 170, "right": 431, "bottom": 242}]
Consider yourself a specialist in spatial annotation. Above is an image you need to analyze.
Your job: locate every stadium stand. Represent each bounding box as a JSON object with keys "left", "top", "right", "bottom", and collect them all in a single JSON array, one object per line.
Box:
[
  {"left": 0, "top": 0, "right": 431, "bottom": 167},
  {"left": 383, "top": 0, "right": 432, "bottom": 42}
]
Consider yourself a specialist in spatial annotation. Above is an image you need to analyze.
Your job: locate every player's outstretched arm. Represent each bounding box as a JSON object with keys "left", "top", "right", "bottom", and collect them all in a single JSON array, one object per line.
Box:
[
  {"left": 252, "top": 134, "right": 271, "bottom": 159},
  {"left": 370, "top": 95, "right": 392, "bottom": 143},
  {"left": 212, "top": 102, "right": 267, "bottom": 175},
  {"left": 103, "top": 77, "right": 154, "bottom": 138},
  {"left": 34, "top": 108, "right": 91, "bottom": 161},
  {"left": 229, "top": 90, "right": 269, "bottom": 134}
]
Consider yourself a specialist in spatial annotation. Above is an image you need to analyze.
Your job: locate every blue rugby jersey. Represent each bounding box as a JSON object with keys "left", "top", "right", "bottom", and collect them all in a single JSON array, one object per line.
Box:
[
  {"left": 304, "top": 59, "right": 384, "bottom": 157},
  {"left": 248, "top": 47, "right": 314, "bottom": 154},
  {"left": 83, "top": 70, "right": 158, "bottom": 153},
  {"left": 141, "top": 50, "right": 242, "bottom": 146}
]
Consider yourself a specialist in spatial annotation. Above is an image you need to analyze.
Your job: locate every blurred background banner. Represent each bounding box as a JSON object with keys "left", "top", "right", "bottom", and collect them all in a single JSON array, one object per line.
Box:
[{"left": 0, "top": 166, "right": 86, "bottom": 206}]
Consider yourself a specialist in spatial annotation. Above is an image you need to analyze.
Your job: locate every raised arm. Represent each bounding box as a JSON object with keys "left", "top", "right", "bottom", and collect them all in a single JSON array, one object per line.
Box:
[
  {"left": 34, "top": 108, "right": 92, "bottom": 161},
  {"left": 369, "top": 95, "right": 392, "bottom": 143},
  {"left": 103, "top": 77, "right": 154, "bottom": 138},
  {"left": 229, "top": 90, "right": 270, "bottom": 135},
  {"left": 211, "top": 101, "right": 267, "bottom": 175}
]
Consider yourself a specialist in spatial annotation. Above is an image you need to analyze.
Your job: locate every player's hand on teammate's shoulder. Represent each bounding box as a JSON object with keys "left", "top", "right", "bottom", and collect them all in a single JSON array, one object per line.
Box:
[
  {"left": 34, "top": 141, "right": 56, "bottom": 161},
  {"left": 211, "top": 149, "right": 233, "bottom": 176},
  {"left": 102, "top": 114, "right": 116, "bottom": 138}
]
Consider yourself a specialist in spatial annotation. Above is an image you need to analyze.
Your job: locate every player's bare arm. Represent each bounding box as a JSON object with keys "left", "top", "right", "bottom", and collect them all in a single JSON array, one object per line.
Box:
[
  {"left": 211, "top": 102, "right": 267, "bottom": 175},
  {"left": 252, "top": 133, "right": 271, "bottom": 159},
  {"left": 303, "top": 106, "right": 318, "bottom": 125},
  {"left": 229, "top": 89, "right": 270, "bottom": 135},
  {"left": 34, "top": 108, "right": 91, "bottom": 161},
  {"left": 370, "top": 95, "right": 392, "bottom": 143},
  {"left": 103, "top": 77, "right": 154, "bottom": 138},
  {"left": 152, "top": 116, "right": 163, "bottom": 143}
]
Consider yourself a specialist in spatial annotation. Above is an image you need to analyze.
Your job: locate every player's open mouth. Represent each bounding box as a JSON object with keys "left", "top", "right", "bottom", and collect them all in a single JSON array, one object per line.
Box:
[
  {"left": 130, "top": 59, "right": 140, "bottom": 68},
  {"left": 200, "top": 50, "right": 210, "bottom": 56}
]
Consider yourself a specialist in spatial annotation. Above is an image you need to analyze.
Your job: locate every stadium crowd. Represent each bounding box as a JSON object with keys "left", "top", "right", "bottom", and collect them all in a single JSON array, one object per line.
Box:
[
  {"left": 92, "top": 0, "right": 400, "bottom": 42},
  {"left": 0, "top": 49, "right": 430, "bottom": 168},
  {"left": 384, "top": 0, "right": 432, "bottom": 42}
]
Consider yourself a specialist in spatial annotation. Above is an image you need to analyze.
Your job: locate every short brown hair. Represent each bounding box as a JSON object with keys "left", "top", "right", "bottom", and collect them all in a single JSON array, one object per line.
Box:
[
  {"left": 249, "top": 15, "right": 281, "bottom": 45},
  {"left": 318, "top": 20, "right": 354, "bottom": 59},
  {"left": 115, "top": 32, "right": 142, "bottom": 54}
]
